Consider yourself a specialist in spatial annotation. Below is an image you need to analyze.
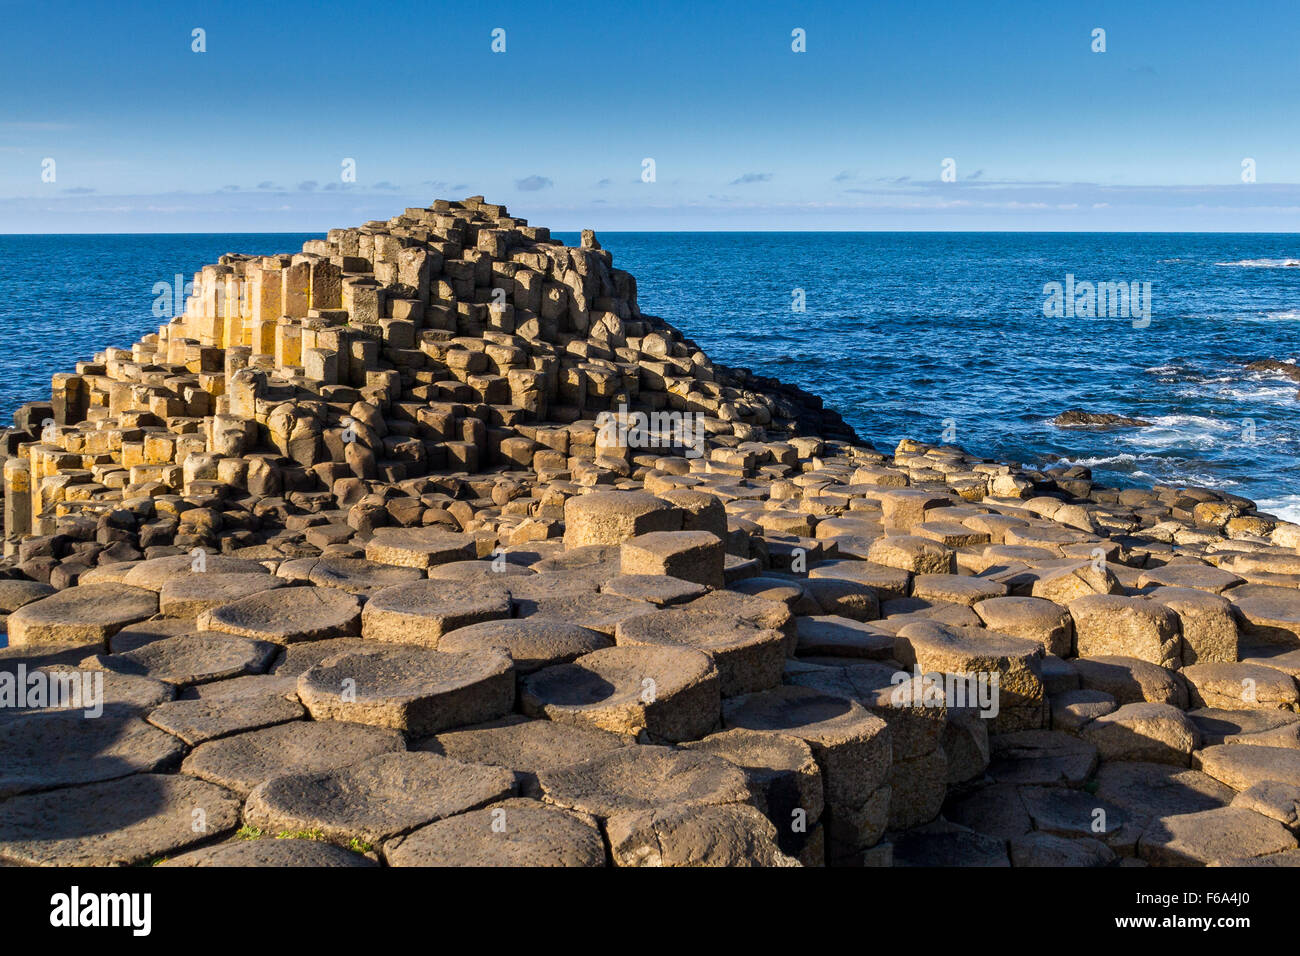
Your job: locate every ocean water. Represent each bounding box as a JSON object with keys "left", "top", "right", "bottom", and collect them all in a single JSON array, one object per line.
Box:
[{"left": 1, "top": 232, "right": 1298, "bottom": 517}]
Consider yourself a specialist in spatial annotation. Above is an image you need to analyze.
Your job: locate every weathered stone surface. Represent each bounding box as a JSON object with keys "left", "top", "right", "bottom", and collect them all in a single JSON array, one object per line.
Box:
[
  {"left": 988, "top": 729, "right": 1097, "bottom": 786},
  {"left": 1195, "top": 744, "right": 1300, "bottom": 791},
  {"left": 0, "top": 710, "right": 184, "bottom": 796},
  {"left": 1009, "top": 831, "right": 1116, "bottom": 867},
  {"left": 83, "top": 632, "right": 278, "bottom": 686},
  {"left": 614, "top": 606, "right": 785, "bottom": 697},
  {"left": 537, "top": 745, "right": 750, "bottom": 819},
  {"left": 360, "top": 580, "right": 512, "bottom": 646},
  {"left": 365, "top": 527, "right": 478, "bottom": 568},
  {"left": 1227, "top": 585, "right": 1300, "bottom": 646},
  {"left": 680, "top": 727, "right": 824, "bottom": 851},
  {"left": 1069, "top": 594, "right": 1182, "bottom": 668},
  {"left": 1051, "top": 688, "right": 1117, "bottom": 732},
  {"left": 6, "top": 583, "right": 158, "bottom": 649},
  {"left": 564, "top": 491, "right": 681, "bottom": 547},
  {"left": 891, "top": 820, "right": 1011, "bottom": 867},
  {"left": 1188, "top": 706, "right": 1300, "bottom": 746},
  {"left": 894, "top": 620, "right": 1045, "bottom": 732},
  {"left": 158, "top": 572, "right": 286, "bottom": 618},
  {"left": 1096, "top": 761, "right": 1234, "bottom": 822},
  {"left": 1180, "top": 661, "right": 1299, "bottom": 711},
  {"left": 1074, "top": 655, "right": 1187, "bottom": 708},
  {"left": 419, "top": 715, "right": 631, "bottom": 797},
  {"left": 723, "top": 685, "right": 891, "bottom": 810},
  {"left": 297, "top": 643, "right": 514, "bottom": 735},
  {"left": 438, "top": 618, "right": 611, "bottom": 673},
  {"left": 1082, "top": 702, "right": 1199, "bottom": 765},
  {"left": 181, "top": 719, "right": 405, "bottom": 795},
  {"left": 973, "top": 596, "right": 1073, "bottom": 657},
  {"left": 162, "top": 838, "right": 377, "bottom": 867},
  {"left": 620, "top": 530, "right": 724, "bottom": 588},
  {"left": 1138, "top": 563, "right": 1244, "bottom": 594},
  {"left": 795, "top": 616, "right": 895, "bottom": 660},
  {"left": 385, "top": 798, "right": 605, "bottom": 867},
  {"left": 282, "top": 557, "right": 425, "bottom": 594},
  {"left": 1146, "top": 586, "right": 1238, "bottom": 665},
  {"left": 1138, "top": 806, "right": 1297, "bottom": 866},
  {"left": 520, "top": 644, "right": 720, "bottom": 743},
  {"left": 119, "top": 555, "right": 269, "bottom": 591},
  {"left": 245, "top": 751, "right": 517, "bottom": 845},
  {"left": 148, "top": 694, "right": 304, "bottom": 745},
  {"left": 201, "top": 586, "right": 361, "bottom": 644},
  {"left": 607, "top": 803, "right": 799, "bottom": 867},
  {"left": 0, "top": 773, "right": 241, "bottom": 866}
]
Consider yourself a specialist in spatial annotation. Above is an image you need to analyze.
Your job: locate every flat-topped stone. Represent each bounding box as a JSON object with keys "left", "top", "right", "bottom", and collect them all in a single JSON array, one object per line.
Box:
[
  {"left": 607, "top": 803, "right": 799, "bottom": 867},
  {"left": 1139, "top": 806, "right": 1297, "bottom": 866},
  {"left": 614, "top": 606, "right": 785, "bottom": 697},
  {"left": 119, "top": 554, "right": 271, "bottom": 591},
  {"left": 297, "top": 643, "right": 514, "bottom": 736},
  {"left": 1068, "top": 593, "right": 1181, "bottom": 668},
  {"left": 723, "top": 685, "right": 891, "bottom": 809},
  {"left": 795, "top": 616, "right": 895, "bottom": 660},
  {"left": 0, "top": 773, "right": 241, "bottom": 866},
  {"left": 282, "top": 556, "right": 425, "bottom": 594},
  {"left": 5, "top": 583, "right": 158, "bottom": 649},
  {"left": 0, "top": 579, "right": 55, "bottom": 613},
  {"left": 147, "top": 694, "right": 305, "bottom": 745},
  {"left": 181, "top": 719, "right": 405, "bottom": 796},
  {"left": 987, "top": 729, "right": 1097, "bottom": 786},
  {"left": 385, "top": 797, "right": 605, "bottom": 867},
  {"left": 1137, "top": 563, "right": 1245, "bottom": 594},
  {"left": 1073, "top": 655, "right": 1187, "bottom": 708},
  {"left": 620, "top": 530, "right": 725, "bottom": 588},
  {"left": 600, "top": 573, "right": 708, "bottom": 607},
  {"left": 437, "top": 618, "right": 611, "bottom": 673},
  {"left": 1081, "top": 702, "right": 1199, "bottom": 765},
  {"left": 365, "top": 527, "right": 478, "bottom": 568},
  {"left": 360, "top": 580, "right": 512, "bottom": 646},
  {"left": 563, "top": 491, "right": 681, "bottom": 547},
  {"left": 1181, "top": 661, "right": 1299, "bottom": 711},
  {"left": 1096, "top": 761, "right": 1235, "bottom": 821},
  {"left": 972, "top": 596, "right": 1073, "bottom": 657},
  {"left": 1226, "top": 584, "right": 1300, "bottom": 646},
  {"left": 245, "top": 751, "right": 517, "bottom": 846},
  {"left": 0, "top": 710, "right": 184, "bottom": 796},
  {"left": 83, "top": 631, "right": 278, "bottom": 686},
  {"left": 158, "top": 572, "right": 286, "bottom": 618},
  {"left": 520, "top": 644, "right": 720, "bottom": 743},
  {"left": 161, "top": 838, "right": 377, "bottom": 867},
  {"left": 1195, "top": 744, "right": 1300, "bottom": 791},
  {"left": 1187, "top": 707, "right": 1300, "bottom": 746},
  {"left": 418, "top": 715, "right": 631, "bottom": 796},
  {"left": 201, "top": 586, "right": 361, "bottom": 644},
  {"left": 537, "top": 745, "right": 750, "bottom": 819}
]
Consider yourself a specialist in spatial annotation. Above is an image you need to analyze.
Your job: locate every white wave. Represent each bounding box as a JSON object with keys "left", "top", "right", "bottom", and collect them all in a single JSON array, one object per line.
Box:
[
  {"left": 1215, "top": 258, "right": 1300, "bottom": 268},
  {"left": 1051, "top": 453, "right": 1138, "bottom": 469},
  {"left": 1258, "top": 495, "right": 1300, "bottom": 524},
  {"left": 1266, "top": 310, "right": 1300, "bottom": 320}
]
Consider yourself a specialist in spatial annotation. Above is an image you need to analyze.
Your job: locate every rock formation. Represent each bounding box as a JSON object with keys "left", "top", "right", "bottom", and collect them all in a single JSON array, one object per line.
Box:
[{"left": 2, "top": 197, "right": 1300, "bottom": 867}]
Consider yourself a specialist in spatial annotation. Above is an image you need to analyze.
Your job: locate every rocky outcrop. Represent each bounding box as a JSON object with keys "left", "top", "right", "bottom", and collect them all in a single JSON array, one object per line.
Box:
[{"left": 1, "top": 198, "right": 1299, "bottom": 867}]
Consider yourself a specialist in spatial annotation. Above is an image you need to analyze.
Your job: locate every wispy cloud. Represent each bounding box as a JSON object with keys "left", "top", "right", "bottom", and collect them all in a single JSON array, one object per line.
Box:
[
  {"left": 515, "top": 175, "right": 553, "bottom": 191},
  {"left": 729, "top": 173, "right": 772, "bottom": 185}
]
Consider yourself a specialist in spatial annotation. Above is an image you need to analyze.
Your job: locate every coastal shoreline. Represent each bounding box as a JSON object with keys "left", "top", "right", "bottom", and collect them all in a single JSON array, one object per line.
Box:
[{"left": 1, "top": 198, "right": 1299, "bottom": 868}]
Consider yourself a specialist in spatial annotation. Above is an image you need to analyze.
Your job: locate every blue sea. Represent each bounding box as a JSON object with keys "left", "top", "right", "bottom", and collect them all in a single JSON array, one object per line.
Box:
[{"left": 2, "top": 232, "right": 1298, "bottom": 518}]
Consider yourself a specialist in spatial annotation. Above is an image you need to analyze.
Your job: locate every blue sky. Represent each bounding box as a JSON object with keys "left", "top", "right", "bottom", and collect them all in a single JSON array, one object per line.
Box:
[{"left": 2, "top": 0, "right": 1298, "bottom": 231}]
